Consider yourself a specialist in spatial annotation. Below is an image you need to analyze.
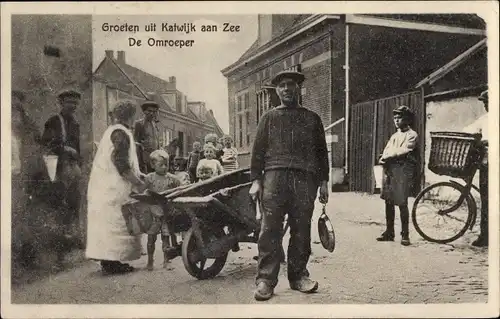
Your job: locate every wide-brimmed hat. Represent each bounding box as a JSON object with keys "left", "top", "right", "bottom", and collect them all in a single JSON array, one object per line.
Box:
[
  {"left": 141, "top": 100, "right": 159, "bottom": 111},
  {"left": 270, "top": 71, "right": 305, "bottom": 86},
  {"left": 57, "top": 88, "right": 82, "bottom": 100},
  {"left": 478, "top": 90, "right": 488, "bottom": 102},
  {"left": 393, "top": 105, "right": 414, "bottom": 119}
]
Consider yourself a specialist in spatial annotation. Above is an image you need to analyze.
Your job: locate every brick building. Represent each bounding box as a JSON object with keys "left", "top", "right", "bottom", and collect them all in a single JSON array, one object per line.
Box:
[
  {"left": 93, "top": 50, "right": 224, "bottom": 157},
  {"left": 221, "top": 14, "right": 486, "bottom": 185}
]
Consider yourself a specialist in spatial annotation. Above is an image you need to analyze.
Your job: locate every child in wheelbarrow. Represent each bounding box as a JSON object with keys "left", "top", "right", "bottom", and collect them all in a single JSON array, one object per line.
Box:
[{"left": 124, "top": 150, "right": 182, "bottom": 270}]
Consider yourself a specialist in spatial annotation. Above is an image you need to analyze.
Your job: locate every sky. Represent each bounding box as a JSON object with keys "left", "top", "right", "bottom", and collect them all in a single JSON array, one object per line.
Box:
[{"left": 93, "top": 15, "right": 258, "bottom": 133}]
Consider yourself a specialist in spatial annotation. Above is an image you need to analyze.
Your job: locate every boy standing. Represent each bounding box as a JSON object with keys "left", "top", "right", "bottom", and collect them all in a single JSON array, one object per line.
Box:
[
  {"left": 221, "top": 135, "right": 239, "bottom": 172},
  {"left": 125, "top": 150, "right": 181, "bottom": 270},
  {"left": 377, "top": 105, "right": 418, "bottom": 246},
  {"left": 187, "top": 141, "right": 202, "bottom": 182}
]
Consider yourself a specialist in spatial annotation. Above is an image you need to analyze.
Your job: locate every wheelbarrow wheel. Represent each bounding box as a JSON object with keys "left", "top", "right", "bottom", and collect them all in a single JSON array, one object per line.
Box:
[{"left": 181, "top": 227, "right": 228, "bottom": 280}]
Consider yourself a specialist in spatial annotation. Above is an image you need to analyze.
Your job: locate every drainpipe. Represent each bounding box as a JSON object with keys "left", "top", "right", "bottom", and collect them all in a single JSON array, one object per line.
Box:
[
  {"left": 344, "top": 23, "right": 350, "bottom": 175},
  {"left": 329, "top": 25, "right": 335, "bottom": 178}
]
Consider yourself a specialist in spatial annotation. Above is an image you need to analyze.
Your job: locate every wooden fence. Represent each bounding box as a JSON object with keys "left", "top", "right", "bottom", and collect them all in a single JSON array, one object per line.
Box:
[{"left": 348, "top": 90, "right": 425, "bottom": 194}]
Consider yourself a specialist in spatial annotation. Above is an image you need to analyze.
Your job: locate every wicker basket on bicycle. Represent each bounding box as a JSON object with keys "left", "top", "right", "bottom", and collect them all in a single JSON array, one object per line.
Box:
[{"left": 428, "top": 131, "right": 483, "bottom": 179}]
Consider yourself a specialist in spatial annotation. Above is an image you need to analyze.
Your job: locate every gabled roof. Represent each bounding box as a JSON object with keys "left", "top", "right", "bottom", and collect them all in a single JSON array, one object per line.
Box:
[
  {"left": 416, "top": 38, "right": 487, "bottom": 88},
  {"left": 236, "top": 40, "right": 260, "bottom": 65},
  {"left": 116, "top": 61, "right": 176, "bottom": 94},
  {"left": 205, "top": 110, "right": 225, "bottom": 135},
  {"left": 94, "top": 55, "right": 225, "bottom": 130}
]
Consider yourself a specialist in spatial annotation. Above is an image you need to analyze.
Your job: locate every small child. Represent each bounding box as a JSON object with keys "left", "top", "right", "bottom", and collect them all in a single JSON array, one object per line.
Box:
[
  {"left": 216, "top": 137, "right": 225, "bottom": 164},
  {"left": 377, "top": 105, "right": 418, "bottom": 246},
  {"left": 173, "top": 157, "right": 190, "bottom": 186},
  {"left": 187, "top": 141, "right": 202, "bottom": 183},
  {"left": 197, "top": 143, "right": 224, "bottom": 181},
  {"left": 204, "top": 133, "right": 218, "bottom": 148},
  {"left": 124, "top": 150, "right": 181, "bottom": 271},
  {"left": 221, "top": 135, "right": 239, "bottom": 172}
]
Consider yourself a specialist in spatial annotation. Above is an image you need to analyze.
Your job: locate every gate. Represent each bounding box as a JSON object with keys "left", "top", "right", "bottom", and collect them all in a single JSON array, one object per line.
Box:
[{"left": 348, "top": 90, "right": 425, "bottom": 194}]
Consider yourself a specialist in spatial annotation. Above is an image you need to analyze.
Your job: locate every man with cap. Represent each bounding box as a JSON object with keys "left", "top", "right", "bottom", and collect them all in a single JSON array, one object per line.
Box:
[
  {"left": 134, "top": 100, "right": 161, "bottom": 173},
  {"left": 464, "top": 90, "right": 489, "bottom": 247},
  {"left": 249, "top": 70, "right": 329, "bottom": 301},
  {"left": 41, "top": 88, "right": 83, "bottom": 234}
]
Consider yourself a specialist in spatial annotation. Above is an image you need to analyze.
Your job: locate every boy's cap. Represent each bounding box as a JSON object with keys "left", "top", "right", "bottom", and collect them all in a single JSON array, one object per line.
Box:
[
  {"left": 271, "top": 71, "right": 305, "bottom": 86},
  {"left": 478, "top": 90, "right": 488, "bottom": 102},
  {"left": 57, "top": 88, "right": 82, "bottom": 100},
  {"left": 393, "top": 105, "right": 414, "bottom": 118}
]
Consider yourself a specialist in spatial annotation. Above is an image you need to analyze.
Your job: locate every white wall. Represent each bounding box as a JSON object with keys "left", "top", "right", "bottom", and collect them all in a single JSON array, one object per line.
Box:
[{"left": 425, "top": 96, "right": 486, "bottom": 190}]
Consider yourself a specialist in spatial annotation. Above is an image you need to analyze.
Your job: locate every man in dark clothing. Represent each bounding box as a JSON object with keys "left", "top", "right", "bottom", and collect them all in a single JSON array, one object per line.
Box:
[
  {"left": 249, "top": 70, "right": 329, "bottom": 301},
  {"left": 471, "top": 90, "right": 489, "bottom": 247},
  {"left": 134, "top": 100, "right": 161, "bottom": 173},
  {"left": 41, "top": 89, "right": 82, "bottom": 229}
]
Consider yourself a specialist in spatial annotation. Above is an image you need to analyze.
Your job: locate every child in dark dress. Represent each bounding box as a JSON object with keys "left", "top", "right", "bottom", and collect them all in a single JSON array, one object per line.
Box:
[{"left": 377, "top": 105, "right": 418, "bottom": 246}]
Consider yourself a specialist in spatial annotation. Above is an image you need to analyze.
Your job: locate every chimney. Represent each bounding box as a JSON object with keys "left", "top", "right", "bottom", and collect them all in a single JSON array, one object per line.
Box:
[
  {"left": 258, "top": 15, "right": 273, "bottom": 46},
  {"left": 105, "top": 50, "right": 114, "bottom": 59},
  {"left": 117, "top": 51, "right": 125, "bottom": 64},
  {"left": 169, "top": 76, "right": 176, "bottom": 84}
]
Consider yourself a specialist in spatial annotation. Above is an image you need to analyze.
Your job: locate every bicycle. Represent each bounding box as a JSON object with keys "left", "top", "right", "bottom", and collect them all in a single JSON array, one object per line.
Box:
[{"left": 411, "top": 131, "right": 484, "bottom": 244}]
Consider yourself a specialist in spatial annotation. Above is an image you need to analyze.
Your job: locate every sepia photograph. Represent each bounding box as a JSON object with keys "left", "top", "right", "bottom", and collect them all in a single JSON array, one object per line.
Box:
[{"left": 1, "top": 2, "right": 499, "bottom": 318}]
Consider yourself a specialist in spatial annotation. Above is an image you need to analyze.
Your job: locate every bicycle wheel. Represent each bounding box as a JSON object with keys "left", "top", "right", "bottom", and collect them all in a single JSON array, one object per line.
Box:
[
  {"left": 412, "top": 181, "right": 475, "bottom": 244},
  {"left": 451, "top": 180, "right": 482, "bottom": 213}
]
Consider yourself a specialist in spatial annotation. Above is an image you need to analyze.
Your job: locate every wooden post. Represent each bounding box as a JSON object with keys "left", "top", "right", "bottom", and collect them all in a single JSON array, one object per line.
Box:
[
  {"left": 371, "top": 101, "right": 379, "bottom": 194},
  {"left": 344, "top": 23, "right": 350, "bottom": 175}
]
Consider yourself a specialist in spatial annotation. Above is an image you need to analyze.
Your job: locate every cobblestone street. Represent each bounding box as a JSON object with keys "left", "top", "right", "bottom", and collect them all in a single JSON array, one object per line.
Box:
[{"left": 11, "top": 193, "right": 488, "bottom": 304}]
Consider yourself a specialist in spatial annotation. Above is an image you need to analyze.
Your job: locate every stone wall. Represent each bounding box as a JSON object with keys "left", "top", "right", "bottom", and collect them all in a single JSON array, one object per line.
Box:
[{"left": 11, "top": 15, "right": 93, "bottom": 280}]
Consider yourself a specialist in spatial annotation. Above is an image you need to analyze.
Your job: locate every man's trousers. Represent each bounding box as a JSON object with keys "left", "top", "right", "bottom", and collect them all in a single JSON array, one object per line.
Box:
[
  {"left": 256, "top": 169, "right": 318, "bottom": 288},
  {"left": 479, "top": 163, "right": 488, "bottom": 238}
]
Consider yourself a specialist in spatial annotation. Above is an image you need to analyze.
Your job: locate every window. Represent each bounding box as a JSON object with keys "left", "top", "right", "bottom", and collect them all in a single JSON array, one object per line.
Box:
[
  {"left": 238, "top": 115, "right": 243, "bottom": 148},
  {"left": 107, "top": 87, "right": 118, "bottom": 111},
  {"left": 178, "top": 131, "right": 184, "bottom": 156},
  {"left": 256, "top": 83, "right": 274, "bottom": 124},
  {"left": 161, "top": 129, "right": 171, "bottom": 148},
  {"left": 182, "top": 95, "right": 188, "bottom": 114},
  {"left": 246, "top": 112, "right": 251, "bottom": 146},
  {"left": 234, "top": 90, "right": 250, "bottom": 149},
  {"left": 236, "top": 95, "right": 243, "bottom": 112},
  {"left": 187, "top": 134, "right": 193, "bottom": 152}
]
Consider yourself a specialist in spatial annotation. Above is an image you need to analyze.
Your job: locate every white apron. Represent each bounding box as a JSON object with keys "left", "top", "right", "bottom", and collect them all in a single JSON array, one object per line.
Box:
[{"left": 85, "top": 124, "right": 142, "bottom": 261}]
